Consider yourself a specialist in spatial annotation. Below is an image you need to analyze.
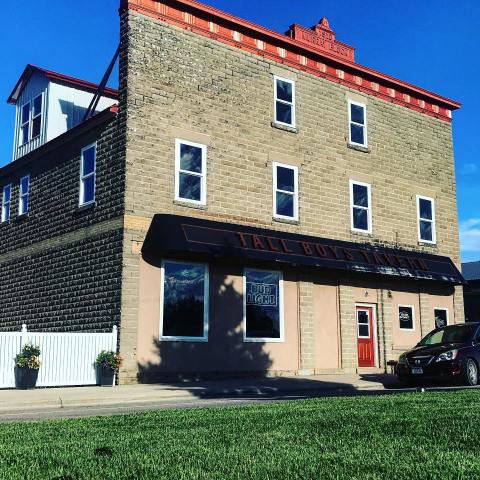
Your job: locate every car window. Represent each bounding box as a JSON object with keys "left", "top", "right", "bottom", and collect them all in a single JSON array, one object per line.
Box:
[
  {"left": 425, "top": 331, "right": 443, "bottom": 345},
  {"left": 419, "top": 325, "right": 476, "bottom": 346},
  {"left": 475, "top": 329, "right": 480, "bottom": 343}
]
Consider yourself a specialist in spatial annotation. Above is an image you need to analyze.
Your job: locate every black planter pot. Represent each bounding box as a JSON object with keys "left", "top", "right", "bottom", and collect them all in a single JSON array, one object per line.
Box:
[
  {"left": 98, "top": 366, "right": 116, "bottom": 387},
  {"left": 15, "top": 367, "right": 39, "bottom": 390}
]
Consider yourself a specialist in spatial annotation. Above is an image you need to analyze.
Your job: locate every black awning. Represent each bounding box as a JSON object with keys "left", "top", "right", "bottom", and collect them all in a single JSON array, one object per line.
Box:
[{"left": 142, "top": 214, "right": 465, "bottom": 285}]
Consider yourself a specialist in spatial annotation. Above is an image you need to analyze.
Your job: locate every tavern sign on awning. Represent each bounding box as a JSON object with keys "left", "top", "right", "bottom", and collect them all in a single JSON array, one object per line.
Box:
[{"left": 142, "top": 215, "right": 465, "bottom": 285}]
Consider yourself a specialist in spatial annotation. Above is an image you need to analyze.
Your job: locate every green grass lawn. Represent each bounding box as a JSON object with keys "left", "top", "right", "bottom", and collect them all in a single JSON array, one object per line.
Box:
[{"left": 1, "top": 391, "right": 480, "bottom": 479}]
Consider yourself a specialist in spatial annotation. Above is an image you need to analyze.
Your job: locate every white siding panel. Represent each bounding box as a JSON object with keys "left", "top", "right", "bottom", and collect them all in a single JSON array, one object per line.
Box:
[{"left": 47, "top": 82, "right": 116, "bottom": 142}]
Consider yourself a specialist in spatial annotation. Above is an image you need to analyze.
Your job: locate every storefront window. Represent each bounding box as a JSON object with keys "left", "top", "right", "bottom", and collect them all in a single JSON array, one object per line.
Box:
[
  {"left": 399, "top": 305, "right": 415, "bottom": 330},
  {"left": 244, "top": 269, "right": 283, "bottom": 341},
  {"left": 434, "top": 308, "right": 448, "bottom": 329},
  {"left": 161, "top": 261, "right": 208, "bottom": 341}
]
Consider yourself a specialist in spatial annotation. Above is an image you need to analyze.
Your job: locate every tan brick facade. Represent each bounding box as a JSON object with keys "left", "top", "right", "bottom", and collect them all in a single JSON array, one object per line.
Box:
[{"left": 117, "top": 9, "right": 464, "bottom": 382}]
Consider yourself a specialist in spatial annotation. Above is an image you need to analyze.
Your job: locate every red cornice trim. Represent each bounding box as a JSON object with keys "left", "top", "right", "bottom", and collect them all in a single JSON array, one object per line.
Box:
[
  {"left": 0, "top": 105, "right": 118, "bottom": 178},
  {"left": 8, "top": 65, "right": 119, "bottom": 104},
  {"left": 122, "top": 0, "right": 460, "bottom": 122}
]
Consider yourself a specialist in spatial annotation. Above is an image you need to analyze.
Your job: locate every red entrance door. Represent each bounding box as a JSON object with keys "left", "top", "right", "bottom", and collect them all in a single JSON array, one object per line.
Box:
[{"left": 357, "top": 306, "right": 375, "bottom": 367}]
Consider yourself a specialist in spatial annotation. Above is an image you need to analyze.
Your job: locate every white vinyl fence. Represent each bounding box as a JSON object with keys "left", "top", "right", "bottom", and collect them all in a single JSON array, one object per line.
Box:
[{"left": 0, "top": 325, "right": 118, "bottom": 389}]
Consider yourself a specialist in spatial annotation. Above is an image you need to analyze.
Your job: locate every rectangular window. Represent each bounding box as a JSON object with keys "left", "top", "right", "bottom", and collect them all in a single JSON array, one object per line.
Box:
[
  {"left": 417, "top": 195, "right": 436, "bottom": 244},
  {"left": 18, "top": 176, "right": 30, "bottom": 216},
  {"left": 274, "top": 76, "right": 295, "bottom": 127},
  {"left": 79, "top": 144, "right": 96, "bottom": 206},
  {"left": 244, "top": 269, "right": 284, "bottom": 342},
  {"left": 31, "top": 94, "right": 43, "bottom": 139},
  {"left": 399, "top": 305, "right": 415, "bottom": 331},
  {"left": 160, "top": 261, "right": 209, "bottom": 341},
  {"left": 1, "top": 185, "right": 12, "bottom": 223},
  {"left": 175, "top": 139, "right": 207, "bottom": 205},
  {"left": 434, "top": 308, "right": 448, "bottom": 329},
  {"left": 350, "top": 180, "right": 372, "bottom": 233},
  {"left": 357, "top": 309, "right": 371, "bottom": 338},
  {"left": 273, "top": 162, "right": 298, "bottom": 220},
  {"left": 348, "top": 100, "right": 367, "bottom": 147},
  {"left": 20, "top": 102, "right": 30, "bottom": 146}
]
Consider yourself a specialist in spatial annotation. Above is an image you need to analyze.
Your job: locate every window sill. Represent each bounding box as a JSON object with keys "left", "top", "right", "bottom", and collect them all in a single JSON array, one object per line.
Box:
[
  {"left": 350, "top": 229, "right": 373, "bottom": 238},
  {"left": 347, "top": 143, "right": 370, "bottom": 153},
  {"left": 160, "top": 337, "right": 208, "bottom": 343},
  {"left": 244, "top": 338, "right": 285, "bottom": 344},
  {"left": 15, "top": 213, "right": 29, "bottom": 222},
  {"left": 173, "top": 200, "right": 208, "bottom": 210},
  {"left": 271, "top": 122, "right": 299, "bottom": 134},
  {"left": 418, "top": 241, "right": 437, "bottom": 248},
  {"left": 76, "top": 202, "right": 96, "bottom": 214},
  {"left": 273, "top": 216, "right": 300, "bottom": 226}
]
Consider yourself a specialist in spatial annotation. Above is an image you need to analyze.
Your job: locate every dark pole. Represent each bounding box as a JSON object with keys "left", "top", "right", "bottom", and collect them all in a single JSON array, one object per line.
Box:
[{"left": 83, "top": 45, "right": 120, "bottom": 122}]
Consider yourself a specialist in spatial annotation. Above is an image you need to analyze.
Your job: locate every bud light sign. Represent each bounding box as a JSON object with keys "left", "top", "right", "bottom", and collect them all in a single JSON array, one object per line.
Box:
[{"left": 246, "top": 282, "right": 278, "bottom": 307}]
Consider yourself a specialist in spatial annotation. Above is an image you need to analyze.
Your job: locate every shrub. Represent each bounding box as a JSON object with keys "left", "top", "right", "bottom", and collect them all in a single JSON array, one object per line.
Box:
[
  {"left": 95, "top": 351, "right": 123, "bottom": 372},
  {"left": 15, "top": 344, "right": 41, "bottom": 370}
]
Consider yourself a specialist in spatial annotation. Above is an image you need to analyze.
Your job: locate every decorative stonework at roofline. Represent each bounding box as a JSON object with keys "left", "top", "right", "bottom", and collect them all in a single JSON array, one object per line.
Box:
[
  {"left": 120, "top": 0, "right": 460, "bottom": 123},
  {"left": 286, "top": 18, "right": 355, "bottom": 63}
]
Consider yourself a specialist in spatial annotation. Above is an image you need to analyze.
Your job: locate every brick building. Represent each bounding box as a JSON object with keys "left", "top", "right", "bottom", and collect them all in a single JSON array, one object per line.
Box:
[{"left": 0, "top": 0, "right": 465, "bottom": 383}]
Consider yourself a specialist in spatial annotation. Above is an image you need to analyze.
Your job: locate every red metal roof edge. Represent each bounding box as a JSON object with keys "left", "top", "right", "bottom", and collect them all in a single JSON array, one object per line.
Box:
[
  {"left": 125, "top": 0, "right": 460, "bottom": 110},
  {"left": 7, "top": 65, "right": 119, "bottom": 104},
  {"left": 0, "top": 105, "right": 118, "bottom": 178}
]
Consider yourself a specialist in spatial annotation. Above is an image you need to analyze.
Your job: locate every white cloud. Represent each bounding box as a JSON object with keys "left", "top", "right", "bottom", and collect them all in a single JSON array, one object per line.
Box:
[
  {"left": 460, "top": 218, "right": 480, "bottom": 253},
  {"left": 460, "top": 163, "right": 478, "bottom": 176}
]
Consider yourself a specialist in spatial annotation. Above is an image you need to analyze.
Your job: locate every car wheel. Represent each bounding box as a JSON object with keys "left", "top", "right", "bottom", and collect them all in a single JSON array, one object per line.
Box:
[{"left": 463, "top": 359, "right": 479, "bottom": 387}]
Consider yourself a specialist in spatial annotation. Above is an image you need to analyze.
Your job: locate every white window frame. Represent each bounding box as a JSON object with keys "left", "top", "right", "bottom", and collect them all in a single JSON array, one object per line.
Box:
[
  {"left": 1, "top": 184, "right": 12, "bottom": 223},
  {"left": 79, "top": 143, "right": 97, "bottom": 207},
  {"left": 174, "top": 139, "right": 207, "bottom": 206},
  {"left": 18, "top": 94, "right": 43, "bottom": 146},
  {"left": 398, "top": 305, "right": 416, "bottom": 331},
  {"left": 416, "top": 195, "right": 436, "bottom": 244},
  {"left": 273, "top": 76, "right": 296, "bottom": 128},
  {"left": 20, "top": 101, "right": 31, "bottom": 146},
  {"left": 18, "top": 175, "right": 30, "bottom": 216},
  {"left": 160, "top": 260, "right": 209, "bottom": 342},
  {"left": 349, "top": 180, "right": 372, "bottom": 234},
  {"left": 348, "top": 99, "right": 368, "bottom": 148},
  {"left": 243, "top": 268, "right": 285, "bottom": 343},
  {"left": 31, "top": 93, "right": 43, "bottom": 140},
  {"left": 434, "top": 308, "right": 449, "bottom": 328},
  {"left": 273, "top": 162, "right": 299, "bottom": 221},
  {"left": 356, "top": 307, "right": 371, "bottom": 339}
]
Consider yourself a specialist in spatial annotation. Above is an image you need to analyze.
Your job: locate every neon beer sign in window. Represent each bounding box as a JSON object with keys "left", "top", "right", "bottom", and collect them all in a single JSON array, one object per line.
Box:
[
  {"left": 246, "top": 282, "right": 278, "bottom": 307},
  {"left": 244, "top": 269, "right": 284, "bottom": 342}
]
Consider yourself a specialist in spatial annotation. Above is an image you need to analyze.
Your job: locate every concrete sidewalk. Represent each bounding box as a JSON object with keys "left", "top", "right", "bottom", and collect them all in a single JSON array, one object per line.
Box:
[{"left": 0, "top": 374, "right": 399, "bottom": 413}]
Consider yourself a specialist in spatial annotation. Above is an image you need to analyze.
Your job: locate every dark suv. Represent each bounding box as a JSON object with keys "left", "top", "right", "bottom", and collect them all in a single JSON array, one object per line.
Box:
[{"left": 396, "top": 322, "right": 480, "bottom": 386}]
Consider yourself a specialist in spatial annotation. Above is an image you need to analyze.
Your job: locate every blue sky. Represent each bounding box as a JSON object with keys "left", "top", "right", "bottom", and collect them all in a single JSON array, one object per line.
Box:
[{"left": 0, "top": 0, "right": 478, "bottom": 261}]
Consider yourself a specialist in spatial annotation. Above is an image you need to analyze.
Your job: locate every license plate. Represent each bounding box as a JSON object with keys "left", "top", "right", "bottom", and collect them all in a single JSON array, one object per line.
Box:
[{"left": 412, "top": 367, "right": 423, "bottom": 375}]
